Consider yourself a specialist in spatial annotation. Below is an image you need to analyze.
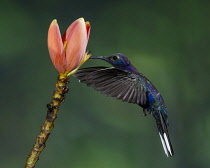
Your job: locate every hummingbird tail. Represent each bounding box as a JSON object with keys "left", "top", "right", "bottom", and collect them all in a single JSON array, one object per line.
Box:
[{"left": 156, "top": 112, "right": 174, "bottom": 157}]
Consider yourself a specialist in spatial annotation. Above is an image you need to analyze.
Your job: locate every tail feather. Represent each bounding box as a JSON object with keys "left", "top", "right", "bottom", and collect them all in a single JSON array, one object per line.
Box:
[{"left": 156, "top": 112, "right": 174, "bottom": 157}]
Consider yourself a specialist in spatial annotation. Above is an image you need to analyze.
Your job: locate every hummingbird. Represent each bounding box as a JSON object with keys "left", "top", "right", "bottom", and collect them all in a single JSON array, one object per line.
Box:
[{"left": 74, "top": 53, "right": 174, "bottom": 157}]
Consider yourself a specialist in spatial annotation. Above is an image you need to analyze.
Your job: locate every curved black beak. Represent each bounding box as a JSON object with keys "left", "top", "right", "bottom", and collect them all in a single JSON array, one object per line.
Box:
[{"left": 90, "top": 56, "right": 106, "bottom": 60}]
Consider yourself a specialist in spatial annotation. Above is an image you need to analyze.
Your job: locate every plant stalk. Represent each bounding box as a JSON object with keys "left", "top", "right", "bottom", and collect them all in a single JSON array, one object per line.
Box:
[{"left": 25, "top": 73, "right": 69, "bottom": 168}]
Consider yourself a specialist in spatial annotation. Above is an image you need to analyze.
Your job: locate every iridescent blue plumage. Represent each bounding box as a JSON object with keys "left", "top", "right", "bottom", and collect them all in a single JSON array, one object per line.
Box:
[{"left": 74, "top": 53, "right": 174, "bottom": 157}]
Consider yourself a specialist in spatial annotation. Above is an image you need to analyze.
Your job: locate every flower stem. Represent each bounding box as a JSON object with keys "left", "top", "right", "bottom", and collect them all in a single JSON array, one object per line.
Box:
[{"left": 25, "top": 73, "right": 69, "bottom": 168}]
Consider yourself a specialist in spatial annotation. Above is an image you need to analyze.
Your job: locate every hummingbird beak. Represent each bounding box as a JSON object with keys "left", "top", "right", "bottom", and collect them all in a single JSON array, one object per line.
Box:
[{"left": 90, "top": 56, "right": 106, "bottom": 60}]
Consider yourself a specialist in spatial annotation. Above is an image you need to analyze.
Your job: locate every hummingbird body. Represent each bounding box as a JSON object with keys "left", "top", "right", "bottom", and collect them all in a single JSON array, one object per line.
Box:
[{"left": 74, "top": 53, "right": 174, "bottom": 157}]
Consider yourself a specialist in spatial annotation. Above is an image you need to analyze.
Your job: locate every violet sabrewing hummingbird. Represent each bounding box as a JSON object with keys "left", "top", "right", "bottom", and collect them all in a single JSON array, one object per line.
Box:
[{"left": 74, "top": 53, "right": 174, "bottom": 157}]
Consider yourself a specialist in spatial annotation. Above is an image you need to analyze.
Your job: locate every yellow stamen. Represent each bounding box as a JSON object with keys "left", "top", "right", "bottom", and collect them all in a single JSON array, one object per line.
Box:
[{"left": 63, "top": 41, "right": 67, "bottom": 51}]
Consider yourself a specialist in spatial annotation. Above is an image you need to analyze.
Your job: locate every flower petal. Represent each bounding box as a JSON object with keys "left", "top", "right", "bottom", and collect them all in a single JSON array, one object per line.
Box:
[
  {"left": 78, "top": 21, "right": 91, "bottom": 65},
  {"left": 48, "top": 19, "right": 66, "bottom": 73},
  {"left": 85, "top": 21, "right": 91, "bottom": 41},
  {"left": 65, "top": 18, "right": 89, "bottom": 72}
]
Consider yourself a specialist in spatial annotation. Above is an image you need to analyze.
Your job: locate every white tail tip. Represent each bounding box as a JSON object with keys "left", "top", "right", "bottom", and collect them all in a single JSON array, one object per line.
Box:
[{"left": 159, "top": 133, "right": 173, "bottom": 157}]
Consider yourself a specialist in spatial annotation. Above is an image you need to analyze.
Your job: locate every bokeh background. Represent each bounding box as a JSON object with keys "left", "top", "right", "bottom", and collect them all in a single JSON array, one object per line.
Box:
[{"left": 1, "top": 0, "right": 210, "bottom": 167}]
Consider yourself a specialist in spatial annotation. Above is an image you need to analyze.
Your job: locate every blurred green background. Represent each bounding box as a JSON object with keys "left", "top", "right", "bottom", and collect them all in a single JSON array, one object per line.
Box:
[{"left": 1, "top": 0, "right": 210, "bottom": 167}]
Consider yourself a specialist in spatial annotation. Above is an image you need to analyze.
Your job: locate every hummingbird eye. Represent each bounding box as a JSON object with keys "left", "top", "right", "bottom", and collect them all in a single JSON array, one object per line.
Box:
[{"left": 111, "top": 55, "right": 119, "bottom": 61}]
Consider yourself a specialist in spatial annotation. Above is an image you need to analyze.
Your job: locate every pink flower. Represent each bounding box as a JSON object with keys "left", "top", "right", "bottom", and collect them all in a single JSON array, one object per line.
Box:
[{"left": 48, "top": 18, "right": 91, "bottom": 75}]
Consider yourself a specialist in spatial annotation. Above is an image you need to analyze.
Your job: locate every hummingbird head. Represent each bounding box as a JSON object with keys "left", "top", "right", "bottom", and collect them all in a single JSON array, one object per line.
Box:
[{"left": 91, "top": 53, "right": 132, "bottom": 69}]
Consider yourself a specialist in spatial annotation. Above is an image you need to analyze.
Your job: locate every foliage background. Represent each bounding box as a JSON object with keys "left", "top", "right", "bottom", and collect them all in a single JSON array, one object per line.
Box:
[{"left": 1, "top": 0, "right": 210, "bottom": 167}]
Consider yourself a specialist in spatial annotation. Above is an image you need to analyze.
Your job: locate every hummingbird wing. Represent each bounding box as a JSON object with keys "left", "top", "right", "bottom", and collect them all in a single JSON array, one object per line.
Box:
[
  {"left": 74, "top": 67, "right": 148, "bottom": 107},
  {"left": 75, "top": 67, "right": 174, "bottom": 157}
]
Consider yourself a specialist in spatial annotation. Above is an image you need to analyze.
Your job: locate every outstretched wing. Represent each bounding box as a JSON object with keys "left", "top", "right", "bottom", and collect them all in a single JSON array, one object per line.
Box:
[{"left": 74, "top": 67, "right": 148, "bottom": 107}]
